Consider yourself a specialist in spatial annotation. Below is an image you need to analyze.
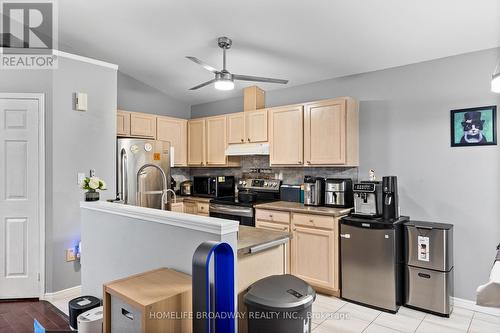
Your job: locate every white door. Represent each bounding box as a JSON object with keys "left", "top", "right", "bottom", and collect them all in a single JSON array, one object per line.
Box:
[{"left": 0, "top": 95, "right": 42, "bottom": 298}]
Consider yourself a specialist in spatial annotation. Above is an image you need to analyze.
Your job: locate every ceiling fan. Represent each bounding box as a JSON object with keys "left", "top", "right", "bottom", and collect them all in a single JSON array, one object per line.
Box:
[{"left": 187, "top": 37, "right": 289, "bottom": 91}]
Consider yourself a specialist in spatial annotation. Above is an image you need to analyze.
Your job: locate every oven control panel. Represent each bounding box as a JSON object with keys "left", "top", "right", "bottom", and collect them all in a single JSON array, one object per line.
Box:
[{"left": 238, "top": 178, "right": 281, "bottom": 191}]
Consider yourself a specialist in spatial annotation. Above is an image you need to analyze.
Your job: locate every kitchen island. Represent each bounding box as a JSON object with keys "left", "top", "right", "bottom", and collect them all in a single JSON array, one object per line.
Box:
[{"left": 80, "top": 201, "right": 290, "bottom": 325}]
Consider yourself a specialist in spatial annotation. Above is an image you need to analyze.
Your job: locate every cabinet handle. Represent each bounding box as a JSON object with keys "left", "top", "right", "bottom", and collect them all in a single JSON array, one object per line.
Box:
[
  {"left": 298, "top": 161, "right": 302, "bottom": 164},
  {"left": 247, "top": 138, "right": 251, "bottom": 142},
  {"left": 309, "top": 219, "right": 314, "bottom": 223},
  {"left": 307, "top": 161, "right": 311, "bottom": 164},
  {"left": 241, "top": 139, "right": 244, "bottom": 142},
  {"left": 293, "top": 228, "right": 297, "bottom": 231},
  {"left": 269, "top": 214, "right": 273, "bottom": 218}
]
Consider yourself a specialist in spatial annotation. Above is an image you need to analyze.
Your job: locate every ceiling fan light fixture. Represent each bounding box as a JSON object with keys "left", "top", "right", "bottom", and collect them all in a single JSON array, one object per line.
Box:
[
  {"left": 214, "top": 78, "right": 234, "bottom": 91},
  {"left": 491, "top": 72, "right": 500, "bottom": 93}
]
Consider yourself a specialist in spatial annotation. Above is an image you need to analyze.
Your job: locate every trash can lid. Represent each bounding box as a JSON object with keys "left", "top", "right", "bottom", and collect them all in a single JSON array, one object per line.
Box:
[
  {"left": 244, "top": 274, "right": 316, "bottom": 311},
  {"left": 68, "top": 296, "right": 101, "bottom": 310},
  {"left": 404, "top": 220, "right": 453, "bottom": 230}
]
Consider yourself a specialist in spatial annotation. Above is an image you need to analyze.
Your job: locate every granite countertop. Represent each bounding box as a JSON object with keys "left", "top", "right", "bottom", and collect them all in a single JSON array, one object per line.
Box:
[
  {"left": 254, "top": 201, "right": 352, "bottom": 217},
  {"left": 237, "top": 225, "right": 290, "bottom": 256},
  {"left": 174, "top": 196, "right": 212, "bottom": 203}
]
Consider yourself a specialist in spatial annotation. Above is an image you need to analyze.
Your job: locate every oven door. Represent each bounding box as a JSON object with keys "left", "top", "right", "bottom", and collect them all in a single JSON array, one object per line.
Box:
[{"left": 209, "top": 204, "right": 254, "bottom": 227}]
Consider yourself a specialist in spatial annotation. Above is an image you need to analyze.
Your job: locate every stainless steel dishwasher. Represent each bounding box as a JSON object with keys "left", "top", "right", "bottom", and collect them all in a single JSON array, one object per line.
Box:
[{"left": 340, "top": 216, "right": 408, "bottom": 313}]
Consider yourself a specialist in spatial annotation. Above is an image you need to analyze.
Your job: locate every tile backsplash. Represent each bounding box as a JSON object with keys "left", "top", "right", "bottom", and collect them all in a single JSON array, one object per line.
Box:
[{"left": 171, "top": 156, "right": 358, "bottom": 187}]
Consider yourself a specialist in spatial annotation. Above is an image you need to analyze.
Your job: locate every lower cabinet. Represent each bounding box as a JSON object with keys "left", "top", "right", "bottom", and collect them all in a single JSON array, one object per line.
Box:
[
  {"left": 183, "top": 201, "right": 197, "bottom": 215},
  {"left": 291, "top": 224, "right": 338, "bottom": 293},
  {"left": 255, "top": 208, "right": 340, "bottom": 295},
  {"left": 182, "top": 200, "right": 209, "bottom": 216}
]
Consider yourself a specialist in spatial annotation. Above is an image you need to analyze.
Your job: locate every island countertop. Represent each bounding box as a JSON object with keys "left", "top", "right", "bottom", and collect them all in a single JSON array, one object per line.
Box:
[
  {"left": 237, "top": 225, "right": 290, "bottom": 256},
  {"left": 254, "top": 201, "right": 352, "bottom": 217}
]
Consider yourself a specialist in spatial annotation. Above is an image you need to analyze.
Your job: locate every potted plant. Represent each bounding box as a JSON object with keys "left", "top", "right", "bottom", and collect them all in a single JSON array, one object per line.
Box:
[{"left": 81, "top": 176, "right": 107, "bottom": 201}]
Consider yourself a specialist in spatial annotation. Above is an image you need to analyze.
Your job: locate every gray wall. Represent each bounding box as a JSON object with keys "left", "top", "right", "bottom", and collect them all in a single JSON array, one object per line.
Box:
[
  {"left": 117, "top": 71, "right": 191, "bottom": 119},
  {"left": 191, "top": 48, "right": 500, "bottom": 300},
  {"left": 0, "top": 57, "right": 117, "bottom": 293}
]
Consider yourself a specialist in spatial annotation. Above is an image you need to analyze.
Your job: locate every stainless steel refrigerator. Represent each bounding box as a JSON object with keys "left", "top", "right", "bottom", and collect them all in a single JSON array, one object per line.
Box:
[{"left": 116, "top": 138, "right": 171, "bottom": 210}]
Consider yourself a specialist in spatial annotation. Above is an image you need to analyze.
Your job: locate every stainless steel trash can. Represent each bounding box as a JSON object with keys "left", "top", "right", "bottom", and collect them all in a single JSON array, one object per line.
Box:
[
  {"left": 404, "top": 221, "right": 454, "bottom": 317},
  {"left": 244, "top": 274, "right": 316, "bottom": 333}
]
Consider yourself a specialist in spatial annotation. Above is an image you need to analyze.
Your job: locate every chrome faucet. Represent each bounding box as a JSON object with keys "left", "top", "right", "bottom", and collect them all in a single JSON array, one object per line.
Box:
[
  {"left": 165, "top": 189, "right": 177, "bottom": 204},
  {"left": 136, "top": 163, "right": 168, "bottom": 210}
]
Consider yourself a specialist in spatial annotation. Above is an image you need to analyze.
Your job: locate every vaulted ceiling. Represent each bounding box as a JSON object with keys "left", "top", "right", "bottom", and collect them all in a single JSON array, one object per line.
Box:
[{"left": 59, "top": 0, "right": 500, "bottom": 105}]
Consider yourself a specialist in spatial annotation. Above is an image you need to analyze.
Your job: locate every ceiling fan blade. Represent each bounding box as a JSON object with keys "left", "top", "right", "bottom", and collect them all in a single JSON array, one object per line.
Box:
[
  {"left": 233, "top": 74, "right": 288, "bottom": 84},
  {"left": 186, "top": 56, "right": 219, "bottom": 73},
  {"left": 189, "top": 79, "right": 216, "bottom": 90}
]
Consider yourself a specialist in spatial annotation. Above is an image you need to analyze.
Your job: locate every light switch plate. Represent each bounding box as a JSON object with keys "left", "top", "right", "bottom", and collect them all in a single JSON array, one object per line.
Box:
[
  {"left": 77, "top": 172, "right": 85, "bottom": 185},
  {"left": 75, "top": 92, "right": 88, "bottom": 111}
]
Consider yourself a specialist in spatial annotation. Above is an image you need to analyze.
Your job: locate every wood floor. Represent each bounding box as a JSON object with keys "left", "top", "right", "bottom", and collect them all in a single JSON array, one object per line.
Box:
[{"left": 0, "top": 300, "right": 70, "bottom": 333}]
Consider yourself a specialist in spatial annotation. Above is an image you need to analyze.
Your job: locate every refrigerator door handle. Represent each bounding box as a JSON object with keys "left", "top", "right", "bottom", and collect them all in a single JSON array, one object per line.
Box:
[
  {"left": 340, "top": 233, "right": 351, "bottom": 239},
  {"left": 120, "top": 148, "right": 128, "bottom": 203}
]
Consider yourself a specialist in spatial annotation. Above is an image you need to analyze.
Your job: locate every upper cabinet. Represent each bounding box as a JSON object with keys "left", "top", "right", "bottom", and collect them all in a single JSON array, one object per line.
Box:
[
  {"left": 188, "top": 118, "right": 206, "bottom": 166},
  {"left": 117, "top": 110, "right": 131, "bottom": 136},
  {"left": 206, "top": 115, "right": 227, "bottom": 166},
  {"left": 227, "top": 113, "right": 245, "bottom": 144},
  {"left": 304, "top": 98, "right": 359, "bottom": 166},
  {"left": 245, "top": 109, "right": 268, "bottom": 143},
  {"left": 157, "top": 116, "right": 188, "bottom": 166},
  {"left": 269, "top": 105, "right": 304, "bottom": 166},
  {"left": 227, "top": 109, "right": 268, "bottom": 144},
  {"left": 130, "top": 112, "right": 157, "bottom": 138}
]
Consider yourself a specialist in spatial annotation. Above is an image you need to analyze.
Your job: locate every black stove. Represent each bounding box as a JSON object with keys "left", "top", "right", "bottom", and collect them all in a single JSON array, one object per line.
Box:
[{"left": 209, "top": 178, "right": 281, "bottom": 227}]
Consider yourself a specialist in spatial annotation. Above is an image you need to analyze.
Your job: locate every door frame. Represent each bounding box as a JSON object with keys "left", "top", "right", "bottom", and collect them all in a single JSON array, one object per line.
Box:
[{"left": 0, "top": 93, "right": 45, "bottom": 298}]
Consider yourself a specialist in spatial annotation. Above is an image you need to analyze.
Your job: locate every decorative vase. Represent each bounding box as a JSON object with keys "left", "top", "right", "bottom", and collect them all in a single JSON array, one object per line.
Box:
[{"left": 85, "top": 190, "right": 99, "bottom": 202}]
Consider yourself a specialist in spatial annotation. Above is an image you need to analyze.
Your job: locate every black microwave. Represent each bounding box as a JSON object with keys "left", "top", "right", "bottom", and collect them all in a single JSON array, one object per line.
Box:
[{"left": 193, "top": 176, "right": 235, "bottom": 197}]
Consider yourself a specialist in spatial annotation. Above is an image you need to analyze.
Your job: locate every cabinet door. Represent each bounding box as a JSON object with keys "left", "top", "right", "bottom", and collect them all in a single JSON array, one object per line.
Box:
[
  {"left": 117, "top": 110, "right": 131, "bottom": 136},
  {"left": 227, "top": 113, "right": 245, "bottom": 144},
  {"left": 269, "top": 105, "right": 303, "bottom": 165},
  {"left": 206, "top": 115, "right": 227, "bottom": 166},
  {"left": 183, "top": 202, "right": 197, "bottom": 215},
  {"left": 245, "top": 109, "right": 268, "bottom": 143},
  {"left": 196, "top": 202, "right": 209, "bottom": 216},
  {"left": 304, "top": 100, "right": 346, "bottom": 165},
  {"left": 130, "top": 113, "right": 157, "bottom": 138},
  {"left": 291, "top": 226, "right": 336, "bottom": 290},
  {"left": 157, "top": 117, "right": 188, "bottom": 166},
  {"left": 188, "top": 118, "right": 206, "bottom": 166}
]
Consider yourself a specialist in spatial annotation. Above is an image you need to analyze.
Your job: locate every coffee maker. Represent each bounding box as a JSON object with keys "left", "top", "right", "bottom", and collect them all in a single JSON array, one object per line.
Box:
[
  {"left": 352, "top": 181, "right": 383, "bottom": 217},
  {"left": 325, "top": 178, "right": 353, "bottom": 208},
  {"left": 303, "top": 176, "right": 325, "bottom": 206},
  {"left": 382, "top": 176, "right": 400, "bottom": 221}
]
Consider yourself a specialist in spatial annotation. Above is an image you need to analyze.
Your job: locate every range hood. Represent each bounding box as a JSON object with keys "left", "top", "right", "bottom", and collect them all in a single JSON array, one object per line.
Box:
[{"left": 225, "top": 143, "right": 269, "bottom": 156}]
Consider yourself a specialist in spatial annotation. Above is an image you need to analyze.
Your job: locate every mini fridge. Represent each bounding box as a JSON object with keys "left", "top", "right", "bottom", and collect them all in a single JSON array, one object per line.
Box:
[{"left": 404, "top": 221, "right": 454, "bottom": 317}]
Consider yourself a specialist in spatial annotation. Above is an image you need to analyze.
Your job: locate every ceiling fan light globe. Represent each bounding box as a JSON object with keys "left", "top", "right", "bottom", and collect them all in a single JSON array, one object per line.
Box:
[
  {"left": 491, "top": 73, "right": 500, "bottom": 93},
  {"left": 214, "top": 79, "right": 235, "bottom": 91}
]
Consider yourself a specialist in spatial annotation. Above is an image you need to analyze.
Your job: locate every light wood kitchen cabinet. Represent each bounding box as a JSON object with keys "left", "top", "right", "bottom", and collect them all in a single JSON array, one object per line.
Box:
[
  {"left": 157, "top": 116, "right": 188, "bottom": 166},
  {"left": 130, "top": 112, "right": 157, "bottom": 138},
  {"left": 196, "top": 202, "right": 209, "bottom": 216},
  {"left": 187, "top": 118, "right": 206, "bottom": 166},
  {"left": 227, "top": 113, "right": 245, "bottom": 144},
  {"left": 183, "top": 201, "right": 197, "bottom": 215},
  {"left": 245, "top": 109, "right": 268, "bottom": 142},
  {"left": 291, "top": 213, "right": 339, "bottom": 294},
  {"left": 304, "top": 98, "right": 359, "bottom": 166},
  {"left": 116, "top": 110, "right": 131, "bottom": 136},
  {"left": 269, "top": 105, "right": 304, "bottom": 166},
  {"left": 206, "top": 115, "right": 228, "bottom": 166}
]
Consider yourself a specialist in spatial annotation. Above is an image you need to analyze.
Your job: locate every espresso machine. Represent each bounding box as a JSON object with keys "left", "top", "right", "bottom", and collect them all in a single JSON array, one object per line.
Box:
[
  {"left": 325, "top": 178, "right": 353, "bottom": 208},
  {"left": 352, "top": 181, "right": 383, "bottom": 217},
  {"left": 303, "top": 176, "right": 325, "bottom": 206}
]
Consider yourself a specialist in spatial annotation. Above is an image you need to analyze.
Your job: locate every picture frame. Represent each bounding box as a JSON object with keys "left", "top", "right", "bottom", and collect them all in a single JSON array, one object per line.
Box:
[{"left": 450, "top": 106, "right": 497, "bottom": 147}]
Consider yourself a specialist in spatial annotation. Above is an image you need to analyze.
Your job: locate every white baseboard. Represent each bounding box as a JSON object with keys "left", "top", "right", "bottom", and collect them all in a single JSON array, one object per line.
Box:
[
  {"left": 41, "top": 285, "right": 81, "bottom": 302},
  {"left": 453, "top": 297, "right": 500, "bottom": 317}
]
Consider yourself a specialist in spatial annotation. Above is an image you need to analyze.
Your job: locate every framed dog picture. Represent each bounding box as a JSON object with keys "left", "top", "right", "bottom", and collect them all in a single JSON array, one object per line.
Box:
[{"left": 450, "top": 106, "right": 497, "bottom": 147}]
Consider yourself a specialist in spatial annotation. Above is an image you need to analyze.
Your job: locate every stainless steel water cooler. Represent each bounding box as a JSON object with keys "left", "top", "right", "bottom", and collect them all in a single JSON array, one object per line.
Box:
[{"left": 404, "top": 221, "right": 454, "bottom": 317}]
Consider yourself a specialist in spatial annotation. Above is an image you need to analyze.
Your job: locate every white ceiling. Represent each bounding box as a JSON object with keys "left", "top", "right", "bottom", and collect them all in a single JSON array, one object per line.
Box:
[{"left": 59, "top": 0, "right": 500, "bottom": 105}]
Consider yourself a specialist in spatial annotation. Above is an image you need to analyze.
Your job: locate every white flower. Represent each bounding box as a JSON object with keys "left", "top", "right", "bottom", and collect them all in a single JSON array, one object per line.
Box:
[{"left": 89, "top": 178, "right": 100, "bottom": 190}]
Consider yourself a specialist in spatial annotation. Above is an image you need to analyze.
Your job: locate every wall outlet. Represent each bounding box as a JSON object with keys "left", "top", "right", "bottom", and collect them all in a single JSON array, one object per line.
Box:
[
  {"left": 66, "top": 248, "right": 76, "bottom": 262},
  {"left": 77, "top": 172, "right": 85, "bottom": 186}
]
